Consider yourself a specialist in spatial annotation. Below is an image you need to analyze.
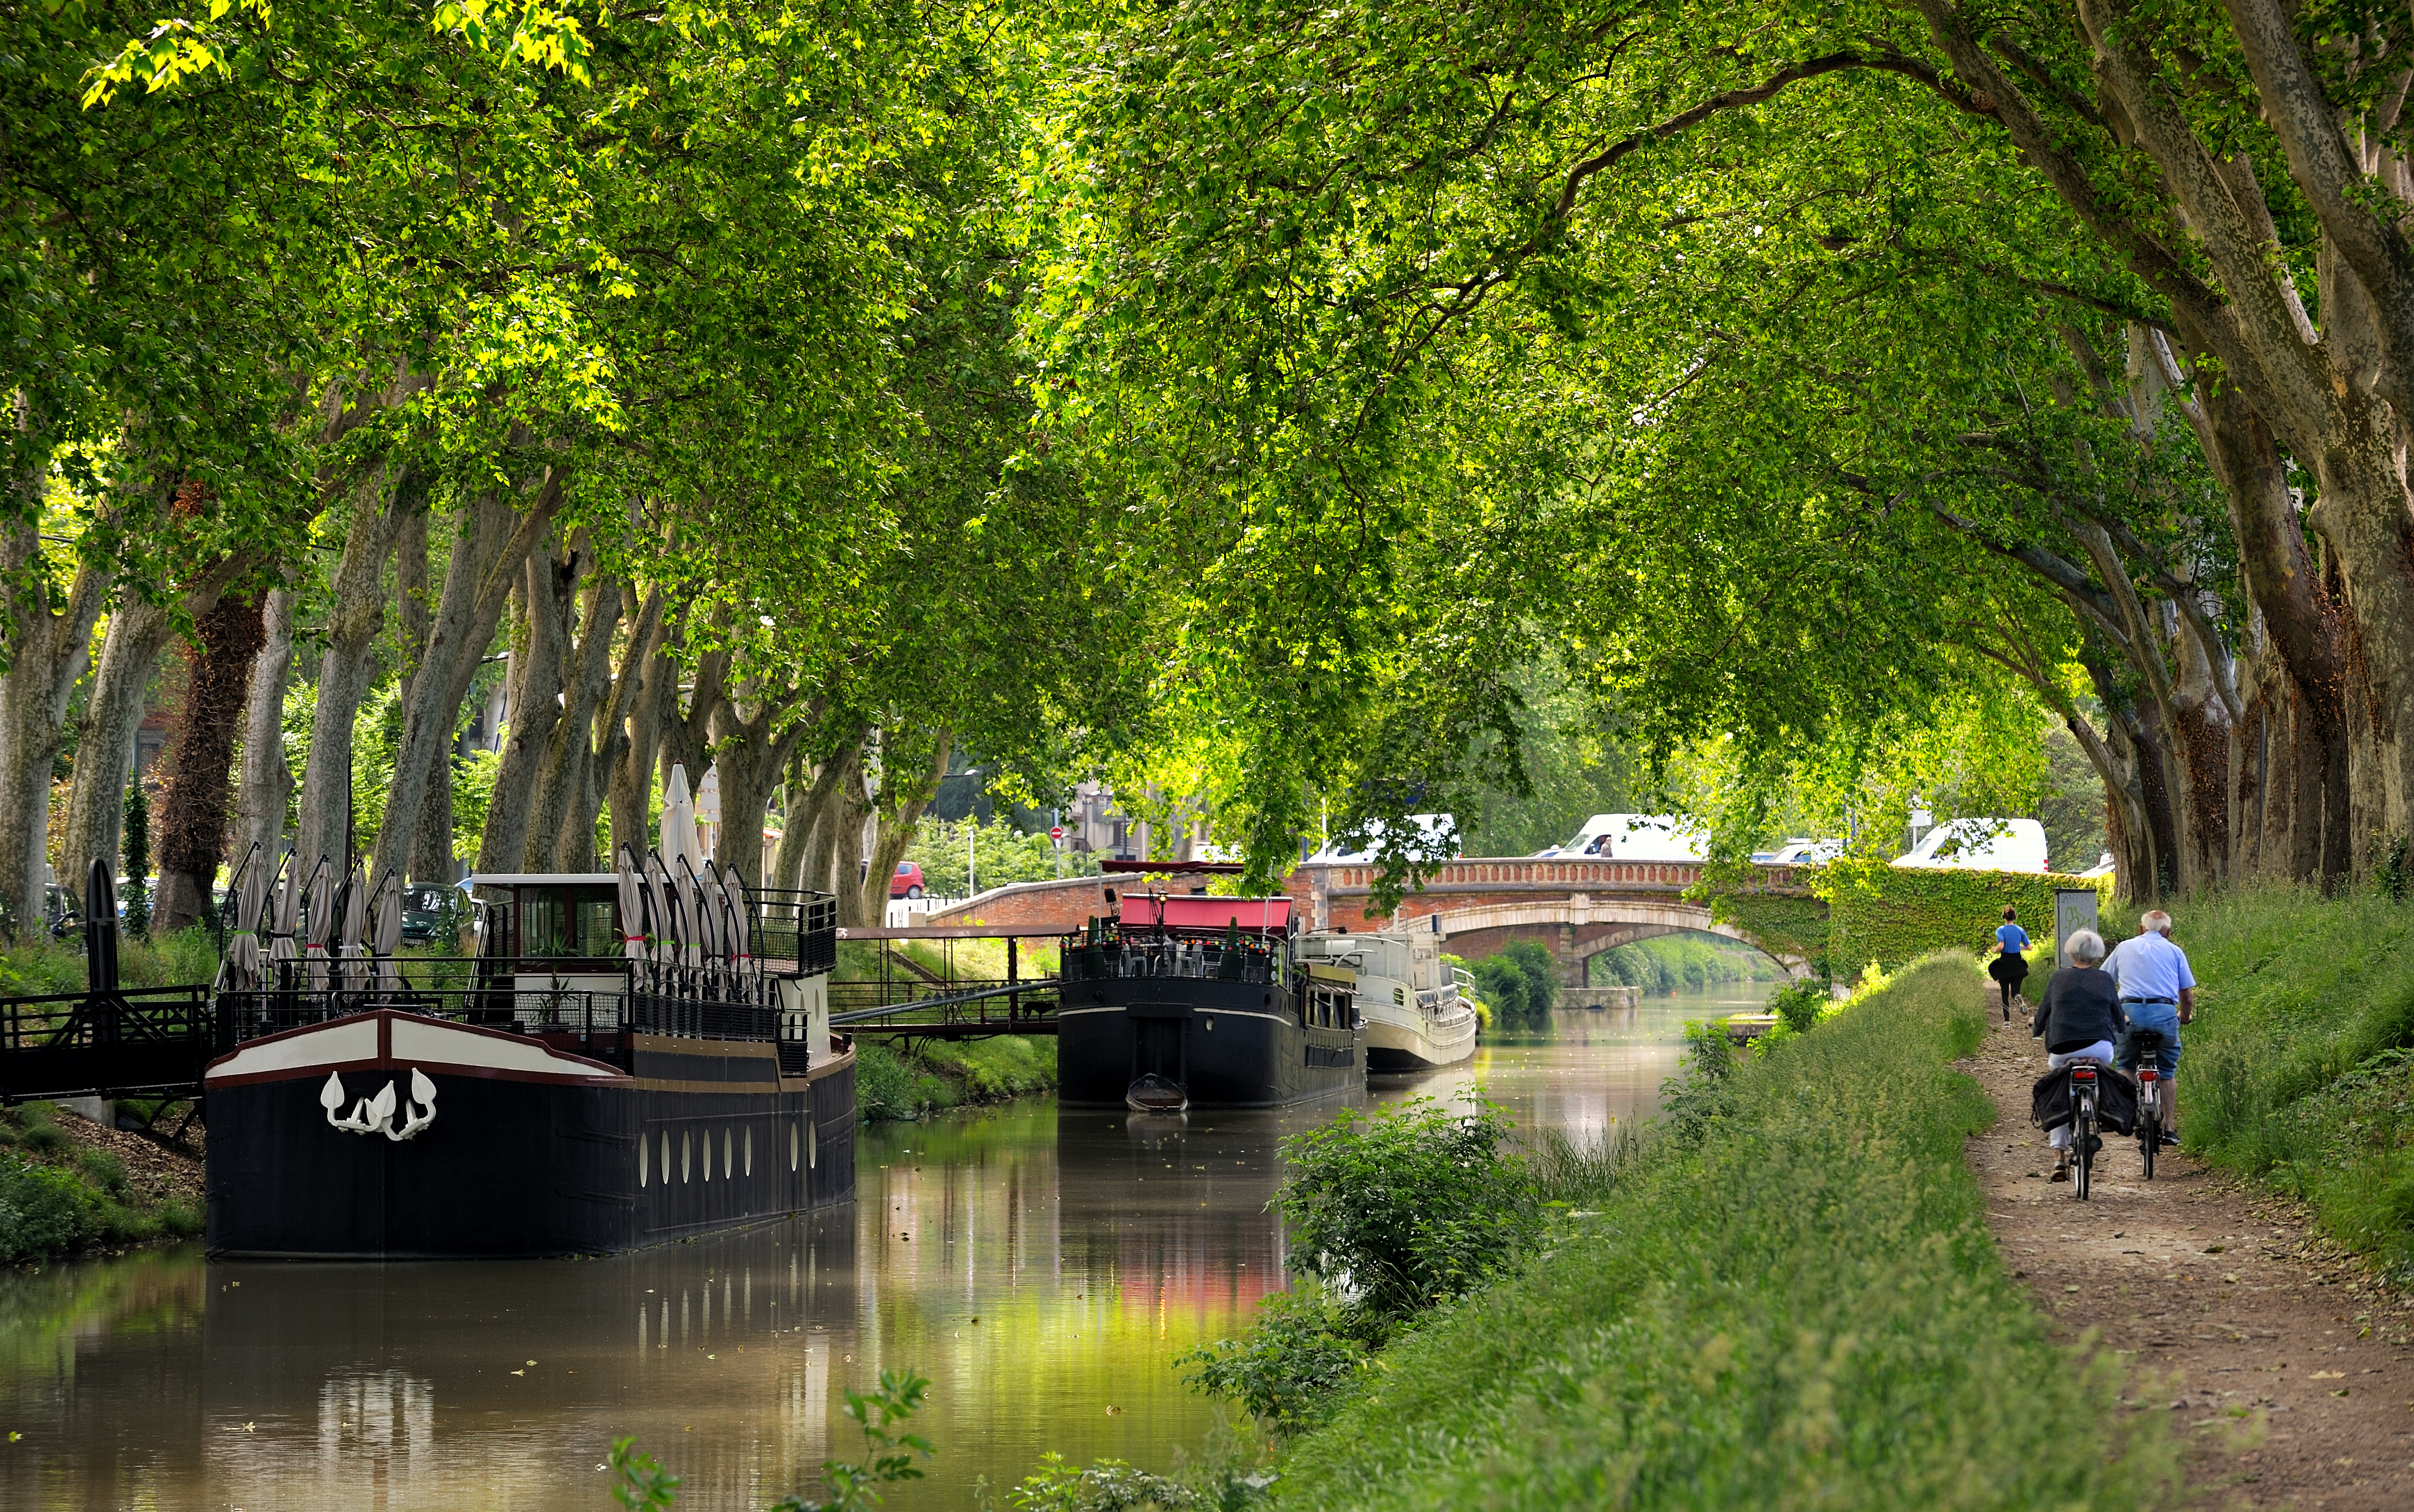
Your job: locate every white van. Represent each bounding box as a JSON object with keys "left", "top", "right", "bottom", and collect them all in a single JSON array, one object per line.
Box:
[
  {"left": 1308, "top": 812, "right": 1459, "bottom": 865},
  {"left": 1890, "top": 817, "right": 2050, "bottom": 873},
  {"left": 1540, "top": 813, "right": 1706, "bottom": 861}
]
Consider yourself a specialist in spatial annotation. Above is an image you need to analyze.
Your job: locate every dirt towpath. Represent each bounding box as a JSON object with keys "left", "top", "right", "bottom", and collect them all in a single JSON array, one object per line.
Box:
[{"left": 1963, "top": 1010, "right": 2414, "bottom": 1509}]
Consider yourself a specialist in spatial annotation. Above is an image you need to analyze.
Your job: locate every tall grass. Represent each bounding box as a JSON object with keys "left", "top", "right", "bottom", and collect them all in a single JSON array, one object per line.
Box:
[
  {"left": 1268, "top": 956, "right": 2176, "bottom": 1512},
  {"left": 2169, "top": 884, "right": 2414, "bottom": 1281}
]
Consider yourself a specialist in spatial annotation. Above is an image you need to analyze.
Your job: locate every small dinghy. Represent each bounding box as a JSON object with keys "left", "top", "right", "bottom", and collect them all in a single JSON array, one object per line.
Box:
[{"left": 1125, "top": 1072, "right": 1189, "bottom": 1113}]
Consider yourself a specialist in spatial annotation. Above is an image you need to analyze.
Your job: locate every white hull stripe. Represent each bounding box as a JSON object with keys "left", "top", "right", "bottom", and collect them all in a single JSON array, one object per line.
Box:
[{"left": 206, "top": 1010, "right": 624, "bottom": 1087}]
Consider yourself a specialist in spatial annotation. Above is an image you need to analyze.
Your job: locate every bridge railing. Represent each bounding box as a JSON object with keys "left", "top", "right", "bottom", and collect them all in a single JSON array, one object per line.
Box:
[{"left": 0, "top": 986, "right": 213, "bottom": 1101}]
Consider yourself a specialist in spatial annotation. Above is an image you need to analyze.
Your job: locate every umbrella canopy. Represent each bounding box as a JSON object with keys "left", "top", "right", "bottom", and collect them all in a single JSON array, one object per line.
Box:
[
  {"left": 661, "top": 763, "right": 709, "bottom": 883},
  {"left": 370, "top": 869, "right": 402, "bottom": 995},
  {"left": 719, "top": 864, "right": 752, "bottom": 974},
  {"left": 225, "top": 842, "right": 264, "bottom": 992},
  {"left": 338, "top": 860, "right": 369, "bottom": 991},
  {"left": 680, "top": 857, "right": 713, "bottom": 972},
  {"left": 269, "top": 852, "right": 299, "bottom": 987},
  {"left": 647, "top": 850, "right": 682, "bottom": 973},
  {"left": 299, "top": 856, "right": 334, "bottom": 993},
  {"left": 615, "top": 846, "right": 648, "bottom": 972}
]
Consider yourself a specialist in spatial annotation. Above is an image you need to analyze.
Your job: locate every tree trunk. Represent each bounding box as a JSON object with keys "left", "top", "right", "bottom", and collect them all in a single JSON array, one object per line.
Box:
[
  {"left": 61, "top": 598, "right": 175, "bottom": 912},
  {"left": 706, "top": 690, "right": 814, "bottom": 889},
  {"left": 153, "top": 592, "right": 268, "bottom": 934},
  {"left": 474, "top": 554, "right": 565, "bottom": 873},
  {"left": 0, "top": 466, "right": 111, "bottom": 936},
  {"left": 524, "top": 541, "right": 623, "bottom": 870},
  {"left": 608, "top": 614, "right": 679, "bottom": 865},
  {"left": 295, "top": 468, "right": 413, "bottom": 876},
  {"left": 801, "top": 738, "right": 865, "bottom": 901},
  {"left": 237, "top": 589, "right": 297, "bottom": 873},
  {"left": 369, "top": 478, "right": 556, "bottom": 886},
  {"left": 856, "top": 728, "right": 952, "bottom": 924}
]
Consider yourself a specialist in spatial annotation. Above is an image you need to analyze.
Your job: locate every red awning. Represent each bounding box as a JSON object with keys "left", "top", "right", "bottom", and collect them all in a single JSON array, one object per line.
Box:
[{"left": 1117, "top": 894, "right": 1293, "bottom": 932}]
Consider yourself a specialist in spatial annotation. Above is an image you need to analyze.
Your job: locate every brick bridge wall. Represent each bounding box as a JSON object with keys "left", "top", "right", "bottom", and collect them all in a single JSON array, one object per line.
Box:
[{"left": 923, "top": 860, "right": 1818, "bottom": 983}]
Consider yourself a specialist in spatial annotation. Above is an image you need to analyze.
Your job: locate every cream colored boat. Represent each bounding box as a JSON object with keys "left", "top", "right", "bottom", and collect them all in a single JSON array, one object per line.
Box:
[{"left": 1295, "top": 927, "right": 1478, "bottom": 1070}]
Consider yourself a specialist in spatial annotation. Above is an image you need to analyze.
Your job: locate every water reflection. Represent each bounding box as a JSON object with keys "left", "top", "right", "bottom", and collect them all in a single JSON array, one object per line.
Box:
[{"left": 0, "top": 1002, "right": 1720, "bottom": 1509}]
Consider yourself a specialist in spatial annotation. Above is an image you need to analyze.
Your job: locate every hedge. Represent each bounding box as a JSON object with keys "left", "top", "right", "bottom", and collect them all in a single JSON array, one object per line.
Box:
[{"left": 1708, "top": 861, "right": 2115, "bottom": 982}]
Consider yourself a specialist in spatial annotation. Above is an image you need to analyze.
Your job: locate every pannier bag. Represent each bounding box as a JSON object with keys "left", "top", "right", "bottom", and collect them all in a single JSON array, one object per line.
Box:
[{"left": 2031, "top": 1062, "right": 2139, "bottom": 1137}]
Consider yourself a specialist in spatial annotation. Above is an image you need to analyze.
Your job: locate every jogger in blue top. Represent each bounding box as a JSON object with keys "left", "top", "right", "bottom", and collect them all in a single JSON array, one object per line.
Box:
[{"left": 1987, "top": 906, "right": 2032, "bottom": 1022}]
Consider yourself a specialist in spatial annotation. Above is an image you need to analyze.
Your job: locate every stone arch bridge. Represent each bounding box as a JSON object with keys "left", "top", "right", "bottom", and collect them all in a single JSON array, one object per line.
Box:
[
  {"left": 921, "top": 858, "right": 1821, "bottom": 986},
  {"left": 1285, "top": 858, "right": 1820, "bottom": 985}
]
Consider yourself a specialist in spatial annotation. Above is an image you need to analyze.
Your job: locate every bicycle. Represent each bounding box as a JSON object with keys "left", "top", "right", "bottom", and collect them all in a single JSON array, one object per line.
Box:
[
  {"left": 2067, "top": 1061, "right": 2105, "bottom": 1200},
  {"left": 2130, "top": 1028, "right": 2167, "bottom": 1180}
]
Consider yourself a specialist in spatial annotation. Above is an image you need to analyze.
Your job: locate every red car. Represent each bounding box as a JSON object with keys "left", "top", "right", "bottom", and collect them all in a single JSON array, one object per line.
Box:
[{"left": 890, "top": 861, "right": 925, "bottom": 899}]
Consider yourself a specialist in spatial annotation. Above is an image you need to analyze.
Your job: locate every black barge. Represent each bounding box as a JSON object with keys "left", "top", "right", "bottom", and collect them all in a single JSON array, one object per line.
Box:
[
  {"left": 202, "top": 854, "right": 853, "bottom": 1259},
  {"left": 1056, "top": 892, "right": 1361, "bottom": 1108}
]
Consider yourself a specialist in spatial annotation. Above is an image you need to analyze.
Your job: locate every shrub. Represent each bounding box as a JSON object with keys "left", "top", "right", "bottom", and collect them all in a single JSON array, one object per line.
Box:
[
  {"left": 1770, "top": 978, "right": 1827, "bottom": 1034},
  {"left": 20, "top": 1122, "right": 68, "bottom": 1155},
  {"left": 0, "top": 1156, "right": 93, "bottom": 1262},
  {"left": 1178, "top": 1290, "right": 1372, "bottom": 1433},
  {"left": 77, "top": 1147, "right": 129, "bottom": 1201},
  {"left": 1277, "top": 1097, "right": 1538, "bottom": 1329},
  {"left": 854, "top": 1042, "right": 948, "bottom": 1122},
  {"left": 1467, "top": 940, "right": 1557, "bottom": 1026}
]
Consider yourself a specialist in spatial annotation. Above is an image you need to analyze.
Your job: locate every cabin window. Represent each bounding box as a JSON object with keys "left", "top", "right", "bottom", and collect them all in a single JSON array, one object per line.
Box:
[
  {"left": 745, "top": 1126, "right": 753, "bottom": 1177},
  {"left": 791, "top": 1121, "right": 800, "bottom": 1172},
  {"left": 639, "top": 1133, "right": 648, "bottom": 1188},
  {"left": 518, "top": 888, "right": 619, "bottom": 959},
  {"left": 681, "top": 1131, "right": 690, "bottom": 1182}
]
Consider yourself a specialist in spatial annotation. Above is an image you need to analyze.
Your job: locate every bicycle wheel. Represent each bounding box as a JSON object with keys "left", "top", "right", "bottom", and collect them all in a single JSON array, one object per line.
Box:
[
  {"left": 2075, "top": 1104, "right": 2094, "bottom": 1201},
  {"left": 2141, "top": 1099, "right": 2158, "bottom": 1181}
]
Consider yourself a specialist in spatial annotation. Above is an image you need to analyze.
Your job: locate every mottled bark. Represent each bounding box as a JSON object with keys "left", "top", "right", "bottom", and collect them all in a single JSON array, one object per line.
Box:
[
  {"left": 153, "top": 592, "right": 268, "bottom": 934},
  {"left": 0, "top": 471, "right": 109, "bottom": 935},
  {"left": 237, "top": 589, "right": 297, "bottom": 869},
  {"left": 294, "top": 467, "right": 415, "bottom": 877},
  {"left": 369, "top": 476, "right": 556, "bottom": 886}
]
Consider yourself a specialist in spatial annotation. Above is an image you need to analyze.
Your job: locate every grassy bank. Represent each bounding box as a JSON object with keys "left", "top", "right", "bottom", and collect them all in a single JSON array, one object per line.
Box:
[
  {"left": 0, "top": 1102, "right": 204, "bottom": 1264},
  {"left": 1266, "top": 956, "right": 2175, "bottom": 1510},
  {"left": 2169, "top": 885, "right": 2414, "bottom": 1284},
  {"left": 0, "top": 927, "right": 219, "bottom": 995},
  {"left": 855, "top": 1034, "right": 1057, "bottom": 1121}
]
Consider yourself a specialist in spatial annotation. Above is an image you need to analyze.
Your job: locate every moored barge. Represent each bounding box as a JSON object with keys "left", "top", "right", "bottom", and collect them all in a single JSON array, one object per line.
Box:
[
  {"left": 203, "top": 846, "right": 853, "bottom": 1259},
  {"left": 1056, "top": 889, "right": 1361, "bottom": 1108}
]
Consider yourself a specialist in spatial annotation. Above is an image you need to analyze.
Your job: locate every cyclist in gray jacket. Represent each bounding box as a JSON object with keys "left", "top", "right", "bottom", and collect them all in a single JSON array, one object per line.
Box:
[{"left": 2032, "top": 928, "right": 2126, "bottom": 1181}]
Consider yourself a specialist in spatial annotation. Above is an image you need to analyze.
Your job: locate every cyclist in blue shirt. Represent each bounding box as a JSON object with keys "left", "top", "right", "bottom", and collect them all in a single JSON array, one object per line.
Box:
[
  {"left": 1987, "top": 906, "right": 2031, "bottom": 1023},
  {"left": 2105, "top": 910, "right": 2194, "bottom": 1148}
]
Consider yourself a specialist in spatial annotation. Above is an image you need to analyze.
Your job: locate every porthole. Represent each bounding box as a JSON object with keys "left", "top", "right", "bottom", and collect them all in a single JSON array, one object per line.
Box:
[
  {"left": 703, "top": 1127, "right": 713, "bottom": 1182},
  {"left": 639, "top": 1132, "right": 649, "bottom": 1188},
  {"left": 681, "top": 1131, "right": 691, "bottom": 1183},
  {"left": 662, "top": 1130, "right": 671, "bottom": 1177},
  {"left": 745, "top": 1126, "right": 753, "bottom": 1177},
  {"left": 808, "top": 1116, "right": 818, "bottom": 1170},
  {"left": 791, "top": 1121, "right": 800, "bottom": 1172},
  {"left": 724, "top": 1127, "right": 733, "bottom": 1179}
]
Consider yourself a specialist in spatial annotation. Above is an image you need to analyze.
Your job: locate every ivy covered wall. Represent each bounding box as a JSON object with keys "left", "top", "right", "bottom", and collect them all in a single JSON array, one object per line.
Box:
[{"left": 1707, "top": 861, "right": 2120, "bottom": 983}]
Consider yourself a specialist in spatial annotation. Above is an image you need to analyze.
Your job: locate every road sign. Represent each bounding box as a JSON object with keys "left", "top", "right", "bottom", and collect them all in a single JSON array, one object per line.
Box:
[{"left": 1048, "top": 825, "right": 1065, "bottom": 842}]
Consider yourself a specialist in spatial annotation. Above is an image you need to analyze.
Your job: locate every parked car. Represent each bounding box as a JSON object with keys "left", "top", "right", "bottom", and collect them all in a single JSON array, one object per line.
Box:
[
  {"left": 1890, "top": 817, "right": 2050, "bottom": 873},
  {"left": 402, "top": 884, "right": 457, "bottom": 944},
  {"left": 891, "top": 861, "right": 925, "bottom": 899}
]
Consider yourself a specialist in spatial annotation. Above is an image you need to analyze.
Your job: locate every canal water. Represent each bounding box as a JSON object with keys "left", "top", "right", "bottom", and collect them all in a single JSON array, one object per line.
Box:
[{"left": 0, "top": 985, "right": 1769, "bottom": 1510}]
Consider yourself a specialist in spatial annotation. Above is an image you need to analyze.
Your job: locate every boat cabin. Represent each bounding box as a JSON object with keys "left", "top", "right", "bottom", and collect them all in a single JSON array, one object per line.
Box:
[{"left": 471, "top": 873, "right": 623, "bottom": 963}]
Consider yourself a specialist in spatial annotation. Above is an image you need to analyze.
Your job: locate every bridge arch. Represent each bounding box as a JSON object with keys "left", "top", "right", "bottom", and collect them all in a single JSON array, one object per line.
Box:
[{"left": 1295, "top": 858, "right": 1818, "bottom": 985}]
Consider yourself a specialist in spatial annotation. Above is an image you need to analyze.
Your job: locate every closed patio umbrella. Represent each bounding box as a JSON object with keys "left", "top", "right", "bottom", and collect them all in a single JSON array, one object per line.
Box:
[
  {"left": 225, "top": 842, "right": 264, "bottom": 992},
  {"left": 269, "top": 852, "right": 299, "bottom": 991},
  {"left": 370, "top": 869, "right": 402, "bottom": 997},
  {"left": 648, "top": 849, "right": 684, "bottom": 983},
  {"left": 616, "top": 845, "right": 648, "bottom": 967},
  {"left": 337, "top": 860, "right": 369, "bottom": 996},
  {"left": 683, "top": 858, "right": 717, "bottom": 977},
  {"left": 300, "top": 856, "right": 333, "bottom": 994},
  {"left": 661, "top": 763, "right": 708, "bottom": 884},
  {"left": 719, "top": 864, "right": 753, "bottom": 978}
]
